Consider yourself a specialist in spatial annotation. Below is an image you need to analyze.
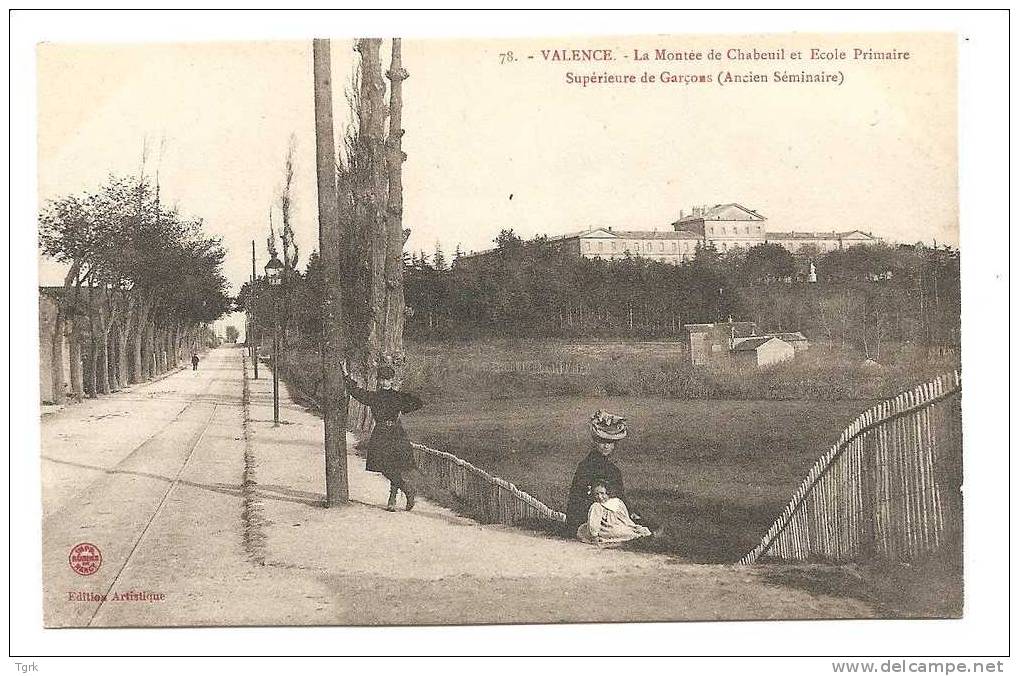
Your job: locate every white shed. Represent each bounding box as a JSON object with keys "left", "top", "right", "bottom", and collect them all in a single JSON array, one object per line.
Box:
[{"left": 731, "top": 336, "right": 795, "bottom": 368}]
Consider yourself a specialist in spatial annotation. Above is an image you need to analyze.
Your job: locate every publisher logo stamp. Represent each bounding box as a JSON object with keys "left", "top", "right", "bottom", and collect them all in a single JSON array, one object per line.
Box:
[{"left": 68, "top": 543, "right": 102, "bottom": 576}]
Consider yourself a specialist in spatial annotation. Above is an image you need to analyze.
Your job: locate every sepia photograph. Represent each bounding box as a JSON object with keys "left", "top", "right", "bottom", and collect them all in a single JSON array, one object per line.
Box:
[{"left": 10, "top": 8, "right": 1011, "bottom": 665}]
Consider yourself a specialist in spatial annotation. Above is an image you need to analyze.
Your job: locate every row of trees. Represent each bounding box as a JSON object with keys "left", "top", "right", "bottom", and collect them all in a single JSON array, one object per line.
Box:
[
  {"left": 243, "top": 225, "right": 959, "bottom": 364},
  {"left": 402, "top": 231, "right": 960, "bottom": 358},
  {"left": 39, "top": 172, "right": 231, "bottom": 402}
]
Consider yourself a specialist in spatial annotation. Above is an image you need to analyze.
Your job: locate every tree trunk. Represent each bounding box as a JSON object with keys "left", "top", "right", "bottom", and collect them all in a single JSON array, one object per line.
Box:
[
  {"left": 172, "top": 324, "right": 182, "bottom": 365},
  {"left": 133, "top": 299, "right": 153, "bottom": 382},
  {"left": 84, "top": 332, "right": 98, "bottom": 398},
  {"left": 156, "top": 328, "right": 166, "bottom": 373},
  {"left": 346, "top": 38, "right": 389, "bottom": 434},
  {"left": 160, "top": 328, "right": 169, "bottom": 372},
  {"left": 130, "top": 314, "right": 143, "bottom": 383},
  {"left": 51, "top": 309, "right": 68, "bottom": 404},
  {"left": 98, "top": 290, "right": 121, "bottom": 393},
  {"left": 152, "top": 330, "right": 160, "bottom": 374},
  {"left": 84, "top": 286, "right": 100, "bottom": 397},
  {"left": 94, "top": 314, "right": 110, "bottom": 395},
  {"left": 68, "top": 320, "right": 85, "bottom": 402},
  {"left": 358, "top": 38, "right": 388, "bottom": 369},
  {"left": 383, "top": 38, "right": 408, "bottom": 365},
  {"left": 161, "top": 329, "right": 172, "bottom": 371},
  {"left": 108, "top": 326, "right": 121, "bottom": 392},
  {"left": 141, "top": 318, "right": 154, "bottom": 380},
  {"left": 117, "top": 314, "right": 132, "bottom": 390},
  {"left": 154, "top": 329, "right": 163, "bottom": 373}
]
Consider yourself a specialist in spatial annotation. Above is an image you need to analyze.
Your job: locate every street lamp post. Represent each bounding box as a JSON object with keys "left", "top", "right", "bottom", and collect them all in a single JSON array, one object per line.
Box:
[
  {"left": 250, "top": 240, "right": 259, "bottom": 380},
  {"left": 264, "top": 254, "right": 284, "bottom": 426}
]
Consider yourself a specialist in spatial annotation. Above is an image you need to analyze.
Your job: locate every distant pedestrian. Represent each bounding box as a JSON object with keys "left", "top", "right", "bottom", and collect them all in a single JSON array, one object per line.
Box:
[
  {"left": 342, "top": 361, "right": 423, "bottom": 511},
  {"left": 191, "top": 354, "right": 200, "bottom": 371}
]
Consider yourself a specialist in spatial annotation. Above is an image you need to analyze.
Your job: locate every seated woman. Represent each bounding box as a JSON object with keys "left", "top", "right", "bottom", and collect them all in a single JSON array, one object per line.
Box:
[
  {"left": 565, "top": 410, "right": 662, "bottom": 539},
  {"left": 577, "top": 481, "right": 652, "bottom": 545}
]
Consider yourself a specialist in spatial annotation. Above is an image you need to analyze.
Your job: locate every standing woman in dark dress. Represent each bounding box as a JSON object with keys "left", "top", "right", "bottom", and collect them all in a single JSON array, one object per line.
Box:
[{"left": 342, "top": 362, "right": 423, "bottom": 511}]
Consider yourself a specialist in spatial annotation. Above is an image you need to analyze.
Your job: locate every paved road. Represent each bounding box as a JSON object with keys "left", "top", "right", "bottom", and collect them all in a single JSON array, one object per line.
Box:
[{"left": 41, "top": 348, "right": 325, "bottom": 627}]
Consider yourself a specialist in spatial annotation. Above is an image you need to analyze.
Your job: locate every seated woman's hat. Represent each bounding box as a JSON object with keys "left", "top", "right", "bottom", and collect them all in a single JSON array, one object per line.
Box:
[
  {"left": 377, "top": 364, "right": 396, "bottom": 380},
  {"left": 590, "top": 410, "right": 627, "bottom": 441}
]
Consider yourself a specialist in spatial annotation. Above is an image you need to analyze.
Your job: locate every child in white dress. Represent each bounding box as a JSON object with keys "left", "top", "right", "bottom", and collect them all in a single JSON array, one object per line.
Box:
[{"left": 577, "top": 482, "right": 652, "bottom": 545}]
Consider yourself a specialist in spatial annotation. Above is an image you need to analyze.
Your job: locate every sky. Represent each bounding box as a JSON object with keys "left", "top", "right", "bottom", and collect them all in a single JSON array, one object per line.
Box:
[{"left": 37, "top": 33, "right": 958, "bottom": 333}]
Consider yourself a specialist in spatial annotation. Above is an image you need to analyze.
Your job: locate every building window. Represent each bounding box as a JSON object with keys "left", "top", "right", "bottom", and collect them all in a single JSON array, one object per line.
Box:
[
  {"left": 658, "top": 241, "right": 664, "bottom": 252},
  {"left": 671, "top": 241, "right": 676, "bottom": 251},
  {"left": 598, "top": 241, "right": 603, "bottom": 251}
]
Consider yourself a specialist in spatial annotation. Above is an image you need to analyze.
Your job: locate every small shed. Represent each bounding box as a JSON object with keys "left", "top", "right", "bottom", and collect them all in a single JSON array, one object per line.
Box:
[{"left": 731, "top": 336, "right": 795, "bottom": 368}]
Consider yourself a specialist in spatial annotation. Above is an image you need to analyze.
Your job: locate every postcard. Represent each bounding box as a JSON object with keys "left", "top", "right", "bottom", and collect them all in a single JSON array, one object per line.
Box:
[{"left": 34, "top": 31, "right": 964, "bottom": 631}]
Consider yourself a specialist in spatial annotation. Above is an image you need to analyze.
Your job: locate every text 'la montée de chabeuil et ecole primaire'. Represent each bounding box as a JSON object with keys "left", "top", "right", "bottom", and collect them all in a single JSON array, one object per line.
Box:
[{"left": 541, "top": 46, "right": 912, "bottom": 88}]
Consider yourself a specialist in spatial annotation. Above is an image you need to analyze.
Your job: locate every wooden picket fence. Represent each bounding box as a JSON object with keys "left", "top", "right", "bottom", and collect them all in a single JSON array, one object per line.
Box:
[
  {"left": 468, "top": 360, "right": 588, "bottom": 375},
  {"left": 411, "top": 443, "right": 567, "bottom": 528},
  {"left": 739, "top": 371, "right": 962, "bottom": 565}
]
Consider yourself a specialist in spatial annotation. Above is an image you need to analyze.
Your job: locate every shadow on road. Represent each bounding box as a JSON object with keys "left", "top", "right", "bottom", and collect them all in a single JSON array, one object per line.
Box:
[{"left": 41, "top": 455, "right": 324, "bottom": 507}]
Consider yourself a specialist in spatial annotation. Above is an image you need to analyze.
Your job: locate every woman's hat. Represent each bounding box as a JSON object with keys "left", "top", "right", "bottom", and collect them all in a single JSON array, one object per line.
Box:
[
  {"left": 377, "top": 365, "right": 396, "bottom": 380},
  {"left": 590, "top": 410, "right": 627, "bottom": 441}
]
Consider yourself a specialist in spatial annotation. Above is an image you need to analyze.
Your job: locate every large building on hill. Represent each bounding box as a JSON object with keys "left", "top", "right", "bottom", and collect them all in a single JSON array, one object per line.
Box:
[
  {"left": 673, "top": 203, "right": 882, "bottom": 253},
  {"left": 455, "top": 202, "right": 883, "bottom": 267}
]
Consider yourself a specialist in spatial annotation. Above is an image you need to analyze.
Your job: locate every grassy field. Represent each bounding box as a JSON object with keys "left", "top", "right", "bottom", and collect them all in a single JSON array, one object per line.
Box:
[{"left": 400, "top": 395, "right": 870, "bottom": 563}]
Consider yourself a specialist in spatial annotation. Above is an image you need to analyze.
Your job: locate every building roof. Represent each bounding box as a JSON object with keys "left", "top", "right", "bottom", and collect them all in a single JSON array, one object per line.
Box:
[
  {"left": 610, "top": 230, "right": 703, "bottom": 240},
  {"left": 552, "top": 228, "right": 705, "bottom": 241},
  {"left": 547, "top": 228, "right": 615, "bottom": 241},
  {"left": 767, "top": 231, "right": 879, "bottom": 240},
  {"left": 732, "top": 336, "right": 784, "bottom": 351},
  {"left": 673, "top": 203, "right": 765, "bottom": 224},
  {"left": 686, "top": 321, "right": 757, "bottom": 336},
  {"left": 769, "top": 331, "right": 807, "bottom": 342}
]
